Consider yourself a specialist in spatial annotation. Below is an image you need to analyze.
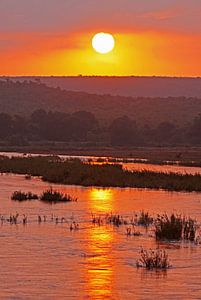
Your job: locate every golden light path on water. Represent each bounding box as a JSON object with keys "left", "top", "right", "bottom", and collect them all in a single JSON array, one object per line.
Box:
[{"left": 85, "top": 188, "right": 115, "bottom": 299}]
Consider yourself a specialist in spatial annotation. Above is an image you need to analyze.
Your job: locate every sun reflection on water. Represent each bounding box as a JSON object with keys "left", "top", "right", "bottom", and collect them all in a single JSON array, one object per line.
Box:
[
  {"left": 89, "top": 188, "right": 113, "bottom": 213},
  {"left": 84, "top": 188, "right": 116, "bottom": 299}
]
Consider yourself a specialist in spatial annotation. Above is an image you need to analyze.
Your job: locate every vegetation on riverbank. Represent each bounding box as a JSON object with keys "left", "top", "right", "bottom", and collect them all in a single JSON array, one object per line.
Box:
[
  {"left": 1, "top": 156, "right": 201, "bottom": 192},
  {"left": 1, "top": 81, "right": 201, "bottom": 148},
  {"left": 1, "top": 147, "right": 201, "bottom": 168}
]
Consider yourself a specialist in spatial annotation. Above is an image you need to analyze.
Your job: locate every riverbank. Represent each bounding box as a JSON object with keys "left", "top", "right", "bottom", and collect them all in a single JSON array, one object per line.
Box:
[
  {"left": 0, "top": 156, "right": 201, "bottom": 192},
  {"left": 1, "top": 145, "right": 201, "bottom": 167}
]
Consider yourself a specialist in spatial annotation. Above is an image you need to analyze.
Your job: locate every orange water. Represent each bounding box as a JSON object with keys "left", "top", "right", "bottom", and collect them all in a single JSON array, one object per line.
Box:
[
  {"left": 0, "top": 174, "right": 201, "bottom": 299},
  {"left": 1, "top": 151, "right": 201, "bottom": 175}
]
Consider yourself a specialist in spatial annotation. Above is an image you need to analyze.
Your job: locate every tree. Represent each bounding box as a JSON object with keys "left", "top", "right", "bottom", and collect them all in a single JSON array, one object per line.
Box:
[
  {"left": 155, "top": 122, "right": 178, "bottom": 144},
  {"left": 0, "top": 113, "right": 12, "bottom": 139},
  {"left": 109, "top": 116, "right": 141, "bottom": 146},
  {"left": 189, "top": 114, "right": 201, "bottom": 144}
]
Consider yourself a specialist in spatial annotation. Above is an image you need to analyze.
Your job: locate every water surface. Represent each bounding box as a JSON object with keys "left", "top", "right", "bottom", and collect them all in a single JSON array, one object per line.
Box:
[
  {"left": 1, "top": 151, "right": 201, "bottom": 175},
  {"left": 0, "top": 174, "right": 201, "bottom": 299}
]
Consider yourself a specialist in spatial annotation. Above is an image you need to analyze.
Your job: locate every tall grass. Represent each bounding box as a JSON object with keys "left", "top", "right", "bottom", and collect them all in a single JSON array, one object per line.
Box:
[
  {"left": 1, "top": 156, "right": 201, "bottom": 192},
  {"left": 11, "top": 191, "right": 38, "bottom": 201},
  {"left": 40, "top": 188, "right": 76, "bottom": 203},
  {"left": 136, "top": 248, "right": 170, "bottom": 270},
  {"left": 155, "top": 214, "right": 196, "bottom": 241},
  {"left": 137, "top": 211, "right": 153, "bottom": 226},
  {"left": 11, "top": 188, "right": 76, "bottom": 203}
]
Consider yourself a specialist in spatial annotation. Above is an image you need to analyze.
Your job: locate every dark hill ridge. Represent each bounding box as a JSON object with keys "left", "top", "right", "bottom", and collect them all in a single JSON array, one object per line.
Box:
[
  {"left": 0, "top": 80, "right": 201, "bottom": 126},
  {"left": 7, "top": 76, "right": 201, "bottom": 98}
]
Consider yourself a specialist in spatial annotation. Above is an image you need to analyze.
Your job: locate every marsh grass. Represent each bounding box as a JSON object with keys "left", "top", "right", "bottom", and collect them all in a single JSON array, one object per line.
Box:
[
  {"left": 11, "top": 191, "right": 38, "bottom": 201},
  {"left": 136, "top": 248, "right": 170, "bottom": 270},
  {"left": 106, "top": 214, "right": 123, "bottom": 226},
  {"left": 40, "top": 188, "right": 77, "bottom": 203},
  {"left": 91, "top": 213, "right": 130, "bottom": 227},
  {"left": 137, "top": 211, "right": 153, "bottom": 227},
  {"left": 126, "top": 227, "right": 141, "bottom": 236},
  {"left": 0, "top": 156, "right": 201, "bottom": 192},
  {"left": 155, "top": 214, "right": 196, "bottom": 241},
  {"left": 11, "top": 188, "right": 77, "bottom": 203}
]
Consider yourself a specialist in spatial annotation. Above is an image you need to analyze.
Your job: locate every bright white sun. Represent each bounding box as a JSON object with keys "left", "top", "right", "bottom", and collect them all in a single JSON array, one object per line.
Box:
[{"left": 92, "top": 32, "right": 115, "bottom": 54}]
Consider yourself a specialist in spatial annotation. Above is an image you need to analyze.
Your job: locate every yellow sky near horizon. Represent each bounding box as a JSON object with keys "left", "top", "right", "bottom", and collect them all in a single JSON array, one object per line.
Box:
[
  {"left": 1, "top": 30, "right": 201, "bottom": 77},
  {"left": 1, "top": 0, "right": 201, "bottom": 76}
]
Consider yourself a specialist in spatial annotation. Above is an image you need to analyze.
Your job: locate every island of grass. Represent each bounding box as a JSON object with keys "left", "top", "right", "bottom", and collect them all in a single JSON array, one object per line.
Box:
[
  {"left": 11, "top": 188, "right": 77, "bottom": 204},
  {"left": 136, "top": 248, "right": 170, "bottom": 270},
  {"left": 40, "top": 188, "right": 77, "bottom": 203},
  {"left": 11, "top": 191, "right": 38, "bottom": 201},
  {"left": 1, "top": 156, "right": 201, "bottom": 192}
]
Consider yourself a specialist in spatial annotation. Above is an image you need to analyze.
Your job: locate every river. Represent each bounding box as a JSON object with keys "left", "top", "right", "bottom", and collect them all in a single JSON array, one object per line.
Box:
[
  {"left": 1, "top": 151, "right": 201, "bottom": 175},
  {"left": 0, "top": 172, "right": 201, "bottom": 299}
]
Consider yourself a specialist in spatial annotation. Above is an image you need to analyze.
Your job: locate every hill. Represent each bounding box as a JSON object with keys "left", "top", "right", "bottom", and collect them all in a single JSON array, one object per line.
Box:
[
  {"left": 0, "top": 79, "right": 201, "bottom": 126},
  {"left": 8, "top": 76, "right": 201, "bottom": 98}
]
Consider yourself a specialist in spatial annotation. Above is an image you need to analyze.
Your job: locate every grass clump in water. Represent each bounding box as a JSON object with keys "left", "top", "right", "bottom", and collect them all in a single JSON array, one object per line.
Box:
[
  {"left": 11, "top": 191, "right": 38, "bottom": 201},
  {"left": 40, "top": 188, "right": 77, "bottom": 203},
  {"left": 155, "top": 214, "right": 196, "bottom": 241},
  {"left": 136, "top": 248, "right": 170, "bottom": 270},
  {"left": 137, "top": 211, "right": 153, "bottom": 227}
]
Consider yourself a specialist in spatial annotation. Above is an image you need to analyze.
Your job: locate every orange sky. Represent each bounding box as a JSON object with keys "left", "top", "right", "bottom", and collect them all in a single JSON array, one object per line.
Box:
[{"left": 0, "top": 0, "right": 201, "bottom": 76}]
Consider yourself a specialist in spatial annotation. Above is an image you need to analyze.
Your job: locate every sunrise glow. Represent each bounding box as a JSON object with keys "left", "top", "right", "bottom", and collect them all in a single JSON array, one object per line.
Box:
[
  {"left": 0, "top": 1, "right": 200, "bottom": 76},
  {"left": 92, "top": 33, "right": 115, "bottom": 54}
]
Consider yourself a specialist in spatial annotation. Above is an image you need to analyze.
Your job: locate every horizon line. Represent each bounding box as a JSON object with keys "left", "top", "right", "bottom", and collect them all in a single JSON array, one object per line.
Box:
[{"left": 1, "top": 75, "right": 201, "bottom": 79}]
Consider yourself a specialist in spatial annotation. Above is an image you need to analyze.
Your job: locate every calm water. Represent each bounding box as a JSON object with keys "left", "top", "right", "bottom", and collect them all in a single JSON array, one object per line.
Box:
[
  {"left": 1, "top": 151, "right": 201, "bottom": 175},
  {"left": 0, "top": 174, "right": 201, "bottom": 299}
]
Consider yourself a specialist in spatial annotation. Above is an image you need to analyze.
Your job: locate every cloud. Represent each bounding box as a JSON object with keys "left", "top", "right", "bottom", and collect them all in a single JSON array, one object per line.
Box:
[{"left": 0, "top": 0, "right": 200, "bottom": 34}]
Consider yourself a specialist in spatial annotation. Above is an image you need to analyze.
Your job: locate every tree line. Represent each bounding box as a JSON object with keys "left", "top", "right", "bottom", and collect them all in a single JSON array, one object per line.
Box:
[{"left": 0, "top": 109, "right": 200, "bottom": 146}]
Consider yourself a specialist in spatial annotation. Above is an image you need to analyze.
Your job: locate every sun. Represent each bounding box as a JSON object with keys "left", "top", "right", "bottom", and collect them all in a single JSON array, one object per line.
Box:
[{"left": 92, "top": 32, "right": 115, "bottom": 54}]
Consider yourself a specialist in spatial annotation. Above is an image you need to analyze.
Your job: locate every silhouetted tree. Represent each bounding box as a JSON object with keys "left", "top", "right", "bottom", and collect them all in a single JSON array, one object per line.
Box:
[
  {"left": 109, "top": 116, "right": 141, "bottom": 146},
  {"left": 189, "top": 114, "right": 201, "bottom": 144},
  {"left": 155, "top": 122, "right": 178, "bottom": 144},
  {"left": 0, "top": 113, "right": 12, "bottom": 138}
]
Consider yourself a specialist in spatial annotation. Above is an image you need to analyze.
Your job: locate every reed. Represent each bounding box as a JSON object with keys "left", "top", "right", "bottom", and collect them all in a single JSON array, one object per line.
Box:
[
  {"left": 155, "top": 213, "right": 196, "bottom": 241},
  {"left": 11, "top": 191, "right": 38, "bottom": 201},
  {"left": 136, "top": 248, "right": 170, "bottom": 270},
  {"left": 137, "top": 211, "right": 153, "bottom": 226},
  {"left": 40, "top": 188, "right": 77, "bottom": 203},
  {"left": 1, "top": 156, "right": 201, "bottom": 192}
]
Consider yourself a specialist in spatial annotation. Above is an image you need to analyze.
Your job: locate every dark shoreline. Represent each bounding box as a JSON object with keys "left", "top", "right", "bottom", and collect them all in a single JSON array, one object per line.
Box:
[
  {"left": 1, "top": 146, "right": 201, "bottom": 168},
  {"left": 1, "top": 156, "right": 201, "bottom": 193}
]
